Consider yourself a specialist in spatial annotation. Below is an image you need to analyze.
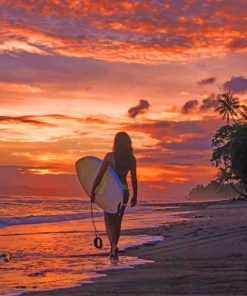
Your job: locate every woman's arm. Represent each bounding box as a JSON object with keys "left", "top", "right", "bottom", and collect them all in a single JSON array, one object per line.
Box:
[
  {"left": 130, "top": 156, "right": 138, "bottom": 207},
  {"left": 90, "top": 153, "right": 109, "bottom": 202}
]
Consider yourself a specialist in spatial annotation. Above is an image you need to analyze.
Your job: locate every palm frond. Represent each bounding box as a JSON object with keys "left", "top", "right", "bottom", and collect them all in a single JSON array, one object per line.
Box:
[{"left": 215, "top": 91, "right": 241, "bottom": 123}]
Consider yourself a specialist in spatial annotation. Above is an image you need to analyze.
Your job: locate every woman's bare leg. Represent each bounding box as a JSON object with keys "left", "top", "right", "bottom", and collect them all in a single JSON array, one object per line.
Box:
[
  {"left": 115, "top": 206, "right": 126, "bottom": 247},
  {"left": 115, "top": 191, "right": 129, "bottom": 246},
  {"left": 104, "top": 191, "right": 129, "bottom": 260},
  {"left": 104, "top": 212, "right": 118, "bottom": 256},
  {"left": 113, "top": 191, "right": 129, "bottom": 258}
]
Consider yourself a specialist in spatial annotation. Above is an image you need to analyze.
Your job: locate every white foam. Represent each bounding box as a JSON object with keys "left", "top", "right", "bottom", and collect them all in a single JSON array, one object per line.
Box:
[
  {"left": 121, "top": 235, "right": 164, "bottom": 250},
  {"left": 94, "top": 257, "right": 154, "bottom": 273}
]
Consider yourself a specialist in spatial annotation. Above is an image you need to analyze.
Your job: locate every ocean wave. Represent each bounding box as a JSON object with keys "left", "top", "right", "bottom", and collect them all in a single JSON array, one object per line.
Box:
[
  {"left": 0, "top": 203, "right": 168, "bottom": 228},
  {"left": 0, "top": 212, "right": 102, "bottom": 227}
]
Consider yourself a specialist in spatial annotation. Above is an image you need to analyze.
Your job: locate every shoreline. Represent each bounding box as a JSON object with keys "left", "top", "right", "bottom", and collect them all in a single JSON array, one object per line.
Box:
[{"left": 22, "top": 200, "right": 247, "bottom": 295}]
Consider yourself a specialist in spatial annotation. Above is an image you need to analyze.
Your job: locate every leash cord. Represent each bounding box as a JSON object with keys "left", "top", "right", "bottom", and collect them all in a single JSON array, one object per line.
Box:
[
  {"left": 90, "top": 202, "right": 111, "bottom": 259},
  {"left": 90, "top": 201, "right": 98, "bottom": 236}
]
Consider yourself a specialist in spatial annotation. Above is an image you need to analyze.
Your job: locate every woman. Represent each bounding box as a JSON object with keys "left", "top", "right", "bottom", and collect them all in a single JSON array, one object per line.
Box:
[{"left": 91, "top": 131, "right": 138, "bottom": 261}]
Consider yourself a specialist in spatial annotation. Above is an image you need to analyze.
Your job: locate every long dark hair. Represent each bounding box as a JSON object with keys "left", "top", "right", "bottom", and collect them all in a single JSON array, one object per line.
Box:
[{"left": 113, "top": 131, "right": 133, "bottom": 173}]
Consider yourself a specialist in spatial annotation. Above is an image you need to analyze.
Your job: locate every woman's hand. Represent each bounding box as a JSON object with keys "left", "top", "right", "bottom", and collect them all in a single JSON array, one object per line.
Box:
[
  {"left": 130, "top": 196, "right": 137, "bottom": 207},
  {"left": 90, "top": 153, "right": 109, "bottom": 204}
]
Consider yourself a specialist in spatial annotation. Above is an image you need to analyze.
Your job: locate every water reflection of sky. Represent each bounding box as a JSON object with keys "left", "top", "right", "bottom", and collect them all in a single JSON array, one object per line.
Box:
[{"left": 0, "top": 201, "right": 191, "bottom": 296}]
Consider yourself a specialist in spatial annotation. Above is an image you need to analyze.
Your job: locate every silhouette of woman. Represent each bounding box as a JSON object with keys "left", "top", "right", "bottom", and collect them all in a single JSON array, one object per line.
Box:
[{"left": 91, "top": 131, "right": 138, "bottom": 260}]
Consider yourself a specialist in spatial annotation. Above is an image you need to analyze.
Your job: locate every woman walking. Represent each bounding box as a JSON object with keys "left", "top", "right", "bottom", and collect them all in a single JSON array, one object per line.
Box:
[{"left": 91, "top": 131, "right": 138, "bottom": 261}]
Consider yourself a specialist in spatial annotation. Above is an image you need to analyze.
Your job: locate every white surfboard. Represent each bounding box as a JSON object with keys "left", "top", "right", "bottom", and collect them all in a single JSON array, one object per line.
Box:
[{"left": 75, "top": 156, "right": 124, "bottom": 214}]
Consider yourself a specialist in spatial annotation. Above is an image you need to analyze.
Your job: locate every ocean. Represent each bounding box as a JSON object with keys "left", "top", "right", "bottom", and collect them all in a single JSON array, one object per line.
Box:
[{"left": 0, "top": 195, "right": 189, "bottom": 296}]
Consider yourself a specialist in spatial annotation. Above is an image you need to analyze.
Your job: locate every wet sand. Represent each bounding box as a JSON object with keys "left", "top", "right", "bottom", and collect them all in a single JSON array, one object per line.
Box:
[{"left": 24, "top": 200, "right": 247, "bottom": 295}]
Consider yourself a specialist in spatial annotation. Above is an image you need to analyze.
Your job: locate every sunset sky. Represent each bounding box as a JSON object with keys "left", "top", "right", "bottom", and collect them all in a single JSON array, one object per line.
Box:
[{"left": 1, "top": 0, "right": 247, "bottom": 200}]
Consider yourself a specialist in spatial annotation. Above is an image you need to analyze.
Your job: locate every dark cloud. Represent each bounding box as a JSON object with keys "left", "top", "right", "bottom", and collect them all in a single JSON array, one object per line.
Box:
[
  {"left": 85, "top": 117, "right": 108, "bottom": 124},
  {"left": 200, "top": 95, "right": 220, "bottom": 111},
  {"left": 153, "top": 121, "right": 170, "bottom": 128},
  {"left": 138, "top": 157, "right": 160, "bottom": 163},
  {"left": 182, "top": 95, "right": 220, "bottom": 114},
  {"left": 181, "top": 99, "right": 198, "bottom": 114},
  {"left": 128, "top": 99, "right": 150, "bottom": 118},
  {"left": 198, "top": 77, "right": 216, "bottom": 86},
  {"left": 135, "top": 147, "right": 211, "bottom": 168},
  {"left": 228, "top": 38, "right": 247, "bottom": 50},
  {"left": 0, "top": 52, "right": 109, "bottom": 85},
  {"left": 38, "top": 114, "right": 108, "bottom": 124},
  {"left": 123, "top": 118, "right": 221, "bottom": 140},
  {"left": 223, "top": 76, "right": 247, "bottom": 93},
  {"left": 157, "top": 137, "right": 211, "bottom": 151},
  {"left": 44, "top": 114, "right": 77, "bottom": 120},
  {"left": 123, "top": 117, "right": 221, "bottom": 169},
  {"left": 174, "top": 120, "right": 220, "bottom": 134},
  {"left": 138, "top": 156, "right": 194, "bottom": 167},
  {"left": 0, "top": 114, "right": 109, "bottom": 127},
  {"left": 123, "top": 118, "right": 221, "bottom": 171},
  {"left": 44, "top": 114, "right": 108, "bottom": 124},
  {"left": 0, "top": 116, "right": 55, "bottom": 127}
]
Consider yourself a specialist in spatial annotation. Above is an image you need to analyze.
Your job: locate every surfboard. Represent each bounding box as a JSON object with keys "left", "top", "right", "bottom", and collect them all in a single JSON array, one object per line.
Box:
[{"left": 75, "top": 156, "right": 124, "bottom": 214}]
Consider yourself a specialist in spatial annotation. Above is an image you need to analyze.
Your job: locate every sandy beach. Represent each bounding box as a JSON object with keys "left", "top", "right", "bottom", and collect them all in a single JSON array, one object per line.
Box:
[{"left": 23, "top": 200, "right": 247, "bottom": 296}]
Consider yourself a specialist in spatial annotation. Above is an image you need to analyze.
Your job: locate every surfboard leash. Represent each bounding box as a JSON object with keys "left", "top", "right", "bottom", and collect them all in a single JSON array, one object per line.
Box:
[
  {"left": 90, "top": 201, "right": 103, "bottom": 249},
  {"left": 90, "top": 202, "right": 119, "bottom": 261}
]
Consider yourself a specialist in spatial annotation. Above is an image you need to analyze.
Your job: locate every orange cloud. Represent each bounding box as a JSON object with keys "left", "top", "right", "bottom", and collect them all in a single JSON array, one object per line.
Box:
[{"left": 1, "top": 1, "right": 246, "bottom": 63}]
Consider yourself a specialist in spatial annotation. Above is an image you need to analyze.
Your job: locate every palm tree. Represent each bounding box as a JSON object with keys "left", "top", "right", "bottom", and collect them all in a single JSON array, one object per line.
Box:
[{"left": 215, "top": 91, "right": 240, "bottom": 123}]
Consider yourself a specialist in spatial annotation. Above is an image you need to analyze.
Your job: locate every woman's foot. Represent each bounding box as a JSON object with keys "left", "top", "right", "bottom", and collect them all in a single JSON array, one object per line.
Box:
[
  {"left": 112, "top": 247, "right": 119, "bottom": 261},
  {"left": 109, "top": 248, "right": 113, "bottom": 260}
]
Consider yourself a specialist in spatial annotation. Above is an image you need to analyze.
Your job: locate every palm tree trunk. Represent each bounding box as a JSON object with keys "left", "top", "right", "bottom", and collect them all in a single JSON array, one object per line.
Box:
[
  {"left": 227, "top": 180, "right": 247, "bottom": 198},
  {"left": 230, "top": 110, "right": 236, "bottom": 124}
]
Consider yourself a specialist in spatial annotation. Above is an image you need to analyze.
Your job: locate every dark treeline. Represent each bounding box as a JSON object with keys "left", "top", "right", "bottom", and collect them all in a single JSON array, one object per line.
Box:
[{"left": 188, "top": 180, "right": 239, "bottom": 200}]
